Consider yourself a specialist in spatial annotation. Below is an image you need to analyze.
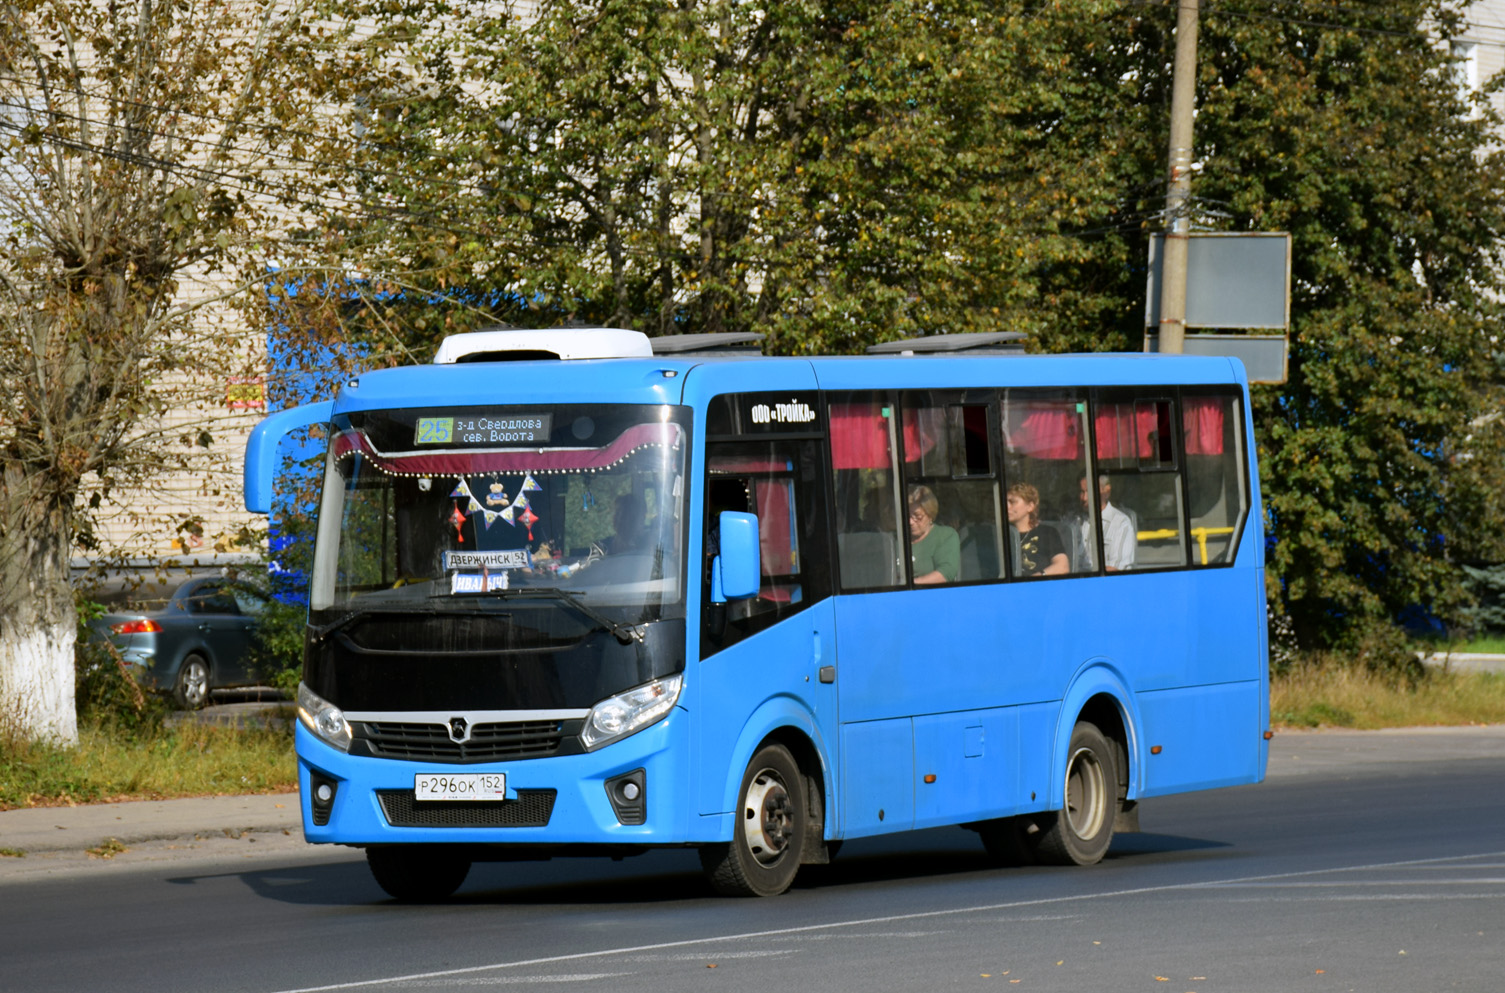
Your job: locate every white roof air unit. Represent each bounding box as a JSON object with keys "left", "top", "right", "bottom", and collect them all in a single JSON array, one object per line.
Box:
[{"left": 433, "top": 327, "right": 653, "bottom": 364}]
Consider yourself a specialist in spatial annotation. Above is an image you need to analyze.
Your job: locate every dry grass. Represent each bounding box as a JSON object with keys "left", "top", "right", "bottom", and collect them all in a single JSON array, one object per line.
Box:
[
  {"left": 1272, "top": 663, "right": 1505, "bottom": 729},
  {"left": 0, "top": 718, "right": 297, "bottom": 810}
]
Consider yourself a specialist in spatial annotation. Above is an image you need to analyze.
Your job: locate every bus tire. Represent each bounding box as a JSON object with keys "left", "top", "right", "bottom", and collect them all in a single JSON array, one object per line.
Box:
[
  {"left": 700, "top": 744, "right": 806, "bottom": 896},
  {"left": 366, "top": 846, "right": 471, "bottom": 902},
  {"left": 1033, "top": 722, "right": 1117, "bottom": 866}
]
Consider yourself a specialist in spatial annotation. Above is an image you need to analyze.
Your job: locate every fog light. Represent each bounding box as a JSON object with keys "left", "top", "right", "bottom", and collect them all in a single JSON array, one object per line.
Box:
[
  {"left": 605, "top": 769, "right": 647, "bottom": 825},
  {"left": 309, "top": 771, "right": 339, "bottom": 827}
]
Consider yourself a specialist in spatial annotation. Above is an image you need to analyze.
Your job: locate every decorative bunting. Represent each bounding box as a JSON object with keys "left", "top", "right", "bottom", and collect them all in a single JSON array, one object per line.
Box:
[
  {"left": 450, "top": 480, "right": 472, "bottom": 500},
  {"left": 521, "top": 474, "right": 542, "bottom": 492}
]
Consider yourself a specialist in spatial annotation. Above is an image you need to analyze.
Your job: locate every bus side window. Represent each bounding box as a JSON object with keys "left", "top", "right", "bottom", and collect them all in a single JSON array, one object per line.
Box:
[
  {"left": 1093, "top": 393, "right": 1188, "bottom": 569},
  {"left": 830, "top": 393, "right": 905, "bottom": 590},
  {"left": 1182, "top": 390, "right": 1248, "bottom": 565},
  {"left": 901, "top": 395, "right": 1003, "bottom": 583},
  {"left": 1000, "top": 389, "right": 1090, "bottom": 578}
]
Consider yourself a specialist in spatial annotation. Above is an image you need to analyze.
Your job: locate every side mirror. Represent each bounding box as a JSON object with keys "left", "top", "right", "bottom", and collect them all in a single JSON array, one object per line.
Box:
[
  {"left": 244, "top": 400, "right": 334, "bottom": 514},
  {"left": 710, "top": 511, "right": 760, "bottom": 602}
]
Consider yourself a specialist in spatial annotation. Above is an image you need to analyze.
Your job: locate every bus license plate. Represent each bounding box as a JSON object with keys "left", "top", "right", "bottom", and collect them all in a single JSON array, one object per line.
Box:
[{"left": 414, "top": 772, "right": 507, "bottom": 801}]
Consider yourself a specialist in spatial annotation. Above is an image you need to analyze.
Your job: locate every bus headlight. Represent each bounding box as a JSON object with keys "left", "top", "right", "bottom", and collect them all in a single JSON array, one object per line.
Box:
[
  {"left": 580, "top": 674, "right": 683, "bottom": 751},
  {"left": 297, "top": 682, "right": 352, "bottom": 752}
]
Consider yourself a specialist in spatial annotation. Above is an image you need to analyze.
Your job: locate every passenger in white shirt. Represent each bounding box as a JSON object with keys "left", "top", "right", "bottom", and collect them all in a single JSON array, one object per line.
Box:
[{"left": 1078, "top": 475, "right": 1135, "bottom": 572}]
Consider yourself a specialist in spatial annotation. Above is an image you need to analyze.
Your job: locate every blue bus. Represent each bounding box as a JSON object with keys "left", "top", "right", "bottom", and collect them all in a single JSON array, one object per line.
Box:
[{"left": 244, "top": 327, "right": 1269, "bottom": 900}]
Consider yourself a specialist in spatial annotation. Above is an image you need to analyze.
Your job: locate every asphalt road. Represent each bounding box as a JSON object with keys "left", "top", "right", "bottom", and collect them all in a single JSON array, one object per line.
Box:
[{"left": 3, "top": 728, "right": 1503, "bottom": 993}]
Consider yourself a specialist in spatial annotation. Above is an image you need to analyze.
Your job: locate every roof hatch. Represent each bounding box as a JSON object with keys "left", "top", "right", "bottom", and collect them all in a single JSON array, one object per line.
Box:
[{"left": 433, "top": 327, "right": 653, "bottom": 364}]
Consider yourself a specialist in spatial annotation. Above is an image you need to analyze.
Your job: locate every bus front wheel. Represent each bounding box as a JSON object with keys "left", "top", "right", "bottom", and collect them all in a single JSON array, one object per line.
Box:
[
  {"left": 1032, "top": 722, "right": 1117, "bottom": 866},
  {"left": 366, "top": 846, "right": 471, "bottom": 902},
  {"left": 700, "top": 744, "right": 807, "bottom": 897}
]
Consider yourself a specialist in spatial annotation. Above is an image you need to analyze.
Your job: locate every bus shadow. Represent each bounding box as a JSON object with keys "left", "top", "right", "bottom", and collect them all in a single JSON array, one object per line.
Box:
[{"left": 214, "top": 829, "right": 1232, "bottom": 908}]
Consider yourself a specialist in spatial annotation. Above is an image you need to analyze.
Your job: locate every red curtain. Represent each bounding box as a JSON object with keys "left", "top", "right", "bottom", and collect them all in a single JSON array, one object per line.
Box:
[
  {"left": 1009, "top": 406, "right": 1081, "bottom": 459},
  {"left": 829, "top": 404, "right": 894, "bottom": 470},
  {"left": 1183, "top": 397, "right": 1226, "bottom": 456}
]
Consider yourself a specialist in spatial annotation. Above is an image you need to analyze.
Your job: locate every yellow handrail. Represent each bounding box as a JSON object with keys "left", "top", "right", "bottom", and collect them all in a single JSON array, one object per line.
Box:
[{"left": 1134, "top": 526, "right": 1237, "bottom": 565}]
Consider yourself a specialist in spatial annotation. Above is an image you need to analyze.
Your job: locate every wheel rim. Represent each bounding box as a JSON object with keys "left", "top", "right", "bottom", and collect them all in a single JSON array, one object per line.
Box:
[
  {"left": 183, "top": 662, "right": 208, "bottom": 707},
  {"left": 1064, "top": 745, "right": 1108, "bottom": 839},
  {"left": 741, "top": 767, "right": 794, "bottom": 866}
]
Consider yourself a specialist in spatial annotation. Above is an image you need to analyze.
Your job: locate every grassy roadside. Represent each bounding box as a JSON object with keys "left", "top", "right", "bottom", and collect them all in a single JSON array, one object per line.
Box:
[
  {"left": 1271, "top": 664, "right": 1505, "bottom": 729},
  {"left": 0, "top": 719, "right": 297, "bottom": 811},
  {"left": 4, "top": 665, "right": 1504, "bottom": 810}
]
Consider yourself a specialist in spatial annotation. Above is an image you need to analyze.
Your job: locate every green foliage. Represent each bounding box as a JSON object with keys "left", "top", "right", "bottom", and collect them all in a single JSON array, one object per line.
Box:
[
  {"left": 248, "top": 597, "right": 307, "bottom": 699},
  {"left": 1460, "top": 562, "right": 1505, "bottom": 636}
]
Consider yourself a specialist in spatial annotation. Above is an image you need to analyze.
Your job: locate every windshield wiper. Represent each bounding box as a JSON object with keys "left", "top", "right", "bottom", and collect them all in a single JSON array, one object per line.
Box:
[
  {"left": 438, "top": 587, "right": 645, "bottom": 644},
  {"left": 309, "top": 604, "right": 438, "bottom": 643}
]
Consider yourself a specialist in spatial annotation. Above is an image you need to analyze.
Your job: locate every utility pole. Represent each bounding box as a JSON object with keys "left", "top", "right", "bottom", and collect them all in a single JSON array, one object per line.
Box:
[{"left": 1157, "top": 0, "right": 1200, "bottom": 355}]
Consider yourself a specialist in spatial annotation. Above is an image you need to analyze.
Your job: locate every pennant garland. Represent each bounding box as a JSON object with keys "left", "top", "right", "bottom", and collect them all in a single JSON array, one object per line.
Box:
[{"left": 444, "top": 476, "right": 549, "bottom": 543}]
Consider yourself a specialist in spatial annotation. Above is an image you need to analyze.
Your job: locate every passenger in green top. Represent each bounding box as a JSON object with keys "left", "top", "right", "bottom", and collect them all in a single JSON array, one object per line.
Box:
[{"left": 907, "top": 484, "right": 960, "bottom": 584}]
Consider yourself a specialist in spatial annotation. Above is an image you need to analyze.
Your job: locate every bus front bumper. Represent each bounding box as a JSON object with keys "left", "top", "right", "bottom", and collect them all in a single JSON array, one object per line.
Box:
[{"left": 293, "top": 711, "right": 690, "bottom": 849}]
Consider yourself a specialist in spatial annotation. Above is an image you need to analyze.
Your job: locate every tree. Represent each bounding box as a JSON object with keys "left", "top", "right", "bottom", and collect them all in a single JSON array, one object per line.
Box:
[
  {"left": 0, "top": 0, "right": 339, "bottom": 742},
  {"left": 1054, "top": 1, "right": 1505, "bottom": 649},
  {"left": 286, "top": 0, "right": 1127, "bottom": 357}
]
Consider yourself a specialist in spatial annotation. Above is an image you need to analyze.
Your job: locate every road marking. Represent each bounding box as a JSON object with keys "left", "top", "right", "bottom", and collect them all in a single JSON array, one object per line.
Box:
[{"left": 263, "top": 850, "right": 1505, "bottom": 993}]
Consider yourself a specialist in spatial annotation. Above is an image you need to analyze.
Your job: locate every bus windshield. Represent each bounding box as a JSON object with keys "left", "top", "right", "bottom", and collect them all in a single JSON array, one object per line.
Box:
[{"left": 309, "top": 404, "right": 689, "bottom": 618}]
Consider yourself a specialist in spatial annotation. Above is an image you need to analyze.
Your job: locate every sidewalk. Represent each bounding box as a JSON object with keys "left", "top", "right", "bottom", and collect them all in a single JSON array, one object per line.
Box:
[
  {"left": 1420, "top": 652, "right": 1505, "bottom": 673},
  {"left": 0, "top": 792, "right": 302, "bottom": 856}
]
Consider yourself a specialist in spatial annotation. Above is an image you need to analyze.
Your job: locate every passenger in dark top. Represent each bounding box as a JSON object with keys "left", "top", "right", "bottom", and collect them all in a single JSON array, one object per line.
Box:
[{"left": 1007, "top": 482, "right": 1069, "bottom": 576}]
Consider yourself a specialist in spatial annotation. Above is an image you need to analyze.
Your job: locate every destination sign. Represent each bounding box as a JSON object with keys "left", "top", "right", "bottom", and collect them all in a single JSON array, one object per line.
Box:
[{"left": 415, "top": 414, "right": 553, "bottom": 446}]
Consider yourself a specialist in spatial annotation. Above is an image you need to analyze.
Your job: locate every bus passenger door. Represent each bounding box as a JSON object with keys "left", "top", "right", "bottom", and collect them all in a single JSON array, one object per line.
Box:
[{"left": 694, "top": 402, "right": 839, "bottom": 836}]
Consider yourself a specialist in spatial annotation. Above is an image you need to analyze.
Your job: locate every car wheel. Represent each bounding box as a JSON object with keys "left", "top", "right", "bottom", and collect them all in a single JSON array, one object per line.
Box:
[
  {"left": 174, "top": 654, "right": 210, "bottom": 710},
  {"left": 700, "top": 744, "right": 807, "bottom": 897},
  {"left": 366, "top": 847, "right": 471, "bottom": 902}
]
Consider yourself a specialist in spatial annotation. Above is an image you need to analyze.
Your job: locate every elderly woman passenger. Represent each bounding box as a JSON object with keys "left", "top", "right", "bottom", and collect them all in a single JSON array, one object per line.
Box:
[{"left": 907, "top": 485, "right": 960, "bottom": 584}]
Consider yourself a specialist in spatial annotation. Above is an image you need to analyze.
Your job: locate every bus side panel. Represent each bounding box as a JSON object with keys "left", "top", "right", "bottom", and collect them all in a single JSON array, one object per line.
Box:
[
  {"left": 1133, "top": 681, "right": 1263, "bottom": 798},
  {"left": 841, "top": 717, "right": 915, "bottom": 836},
  {"left": 912, "top": 707, "right": 1019, "bottom": 830},
  {"left": 833, "top": 587, "right": 1057, "bottom": 721}
]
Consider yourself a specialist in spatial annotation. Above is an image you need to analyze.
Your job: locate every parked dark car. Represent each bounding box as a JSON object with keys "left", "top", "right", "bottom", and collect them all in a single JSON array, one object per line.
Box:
[{"left": 88, "top": 577, "right": 270, "bottom": 709}]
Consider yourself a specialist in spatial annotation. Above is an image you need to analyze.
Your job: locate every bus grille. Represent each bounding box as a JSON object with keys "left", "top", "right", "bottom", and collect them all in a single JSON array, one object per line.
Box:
[
  {"left": 355, "top": 720, "right": 571, "bottom": 763},
  {"left": 375, "top": 789, "right": 557, "bottom": 828}
]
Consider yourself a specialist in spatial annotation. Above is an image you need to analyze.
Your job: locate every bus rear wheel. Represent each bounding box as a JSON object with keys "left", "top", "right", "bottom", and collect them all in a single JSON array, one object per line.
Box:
[
  {"left": 700, "top": 744, "right": 807, "bottom": 897},
  {"left": 366, "top": 846, "right": 471, "bottom": 902},
  {"left": 1032, "top": 722, "right": 1117, "bottom": 866}
]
